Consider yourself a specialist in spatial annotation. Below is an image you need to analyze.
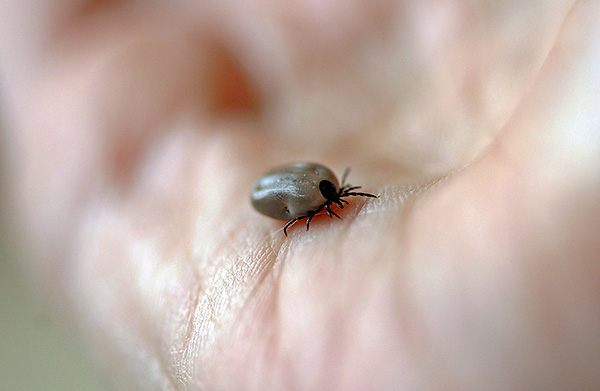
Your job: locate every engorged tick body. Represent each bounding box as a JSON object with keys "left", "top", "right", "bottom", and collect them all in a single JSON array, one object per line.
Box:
[{"left": 250, "top": 162, "right": 378, "bottom": 236}]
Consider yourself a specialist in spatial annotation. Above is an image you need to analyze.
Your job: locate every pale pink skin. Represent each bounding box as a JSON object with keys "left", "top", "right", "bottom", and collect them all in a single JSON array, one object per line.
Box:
[{"left": 1, "top": 1, "right": 600, "bottom": 390}]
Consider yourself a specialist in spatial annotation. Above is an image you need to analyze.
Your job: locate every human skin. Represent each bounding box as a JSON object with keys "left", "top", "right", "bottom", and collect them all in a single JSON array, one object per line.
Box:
[{"left": 1, "top": 0, "right": 599, "bottom": 390}]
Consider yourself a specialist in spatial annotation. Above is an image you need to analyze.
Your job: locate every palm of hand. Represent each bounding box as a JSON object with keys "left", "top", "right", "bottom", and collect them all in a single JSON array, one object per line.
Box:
[{"left": 2, "top": 1, "right": 599, "bottom": 389}]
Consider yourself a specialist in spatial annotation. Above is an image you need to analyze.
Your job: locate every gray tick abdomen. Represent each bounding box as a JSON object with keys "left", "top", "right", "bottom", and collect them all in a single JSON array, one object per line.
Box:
[{"left": 250, "top": 162, "right": 340, "bottom": 220}]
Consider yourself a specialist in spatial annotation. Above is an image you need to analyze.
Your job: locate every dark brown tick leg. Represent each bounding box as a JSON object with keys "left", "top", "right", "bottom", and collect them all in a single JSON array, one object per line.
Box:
[
  {"left": 306, "top": 205, "right": 324, "bottom": 230},
  {"left": 341, "top": 168, "right": 350, "bottom": 186},
  {"left": 283, "top": 217, "right": 302, "bottom": 236},
  {"left": 325, "top": 204, "right": 341, "bottom": 219},
  {"left": 346, "top": 192, "right": 378, "bottom": 198},
  {"left": 324, "top": 204, "right": 332, "bottom": 217}
]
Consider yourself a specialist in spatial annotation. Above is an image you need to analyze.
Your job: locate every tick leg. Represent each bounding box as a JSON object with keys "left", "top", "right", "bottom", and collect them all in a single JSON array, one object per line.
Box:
[
  {"left": 340, "top": 186, "right": 362, "bottom": 197},
  {"left": 346, "top": 191, "right": 378, "bottom": 198},
  {"left": 325, "top": 204, "right": 341, "bottom": 219},
  {"left": 306, "top": 205, "right": 324, "bottom": 230},
  {"left": 340, "top": 198, "right": 349, "bottom": 205},
  {"left": 333, "top": 199, "right": 344, "bottom": 209},
  {"left": 339, "top": 184, "right": 355, "bottom": 193},
  {"left": 325, "top": 202, "right": 341, "bottom": 216},
  {"left": 341, "top": 167, "right": 351, "bottom": 187},
  {"left": 283, "top": 214, "right": 314, "bottom": 236},
  {"left": 283, "top": 217, "right": 299, "bottom": 236},
  {"left": 305, "top": 214, "right": 315, "bottom": 230}
]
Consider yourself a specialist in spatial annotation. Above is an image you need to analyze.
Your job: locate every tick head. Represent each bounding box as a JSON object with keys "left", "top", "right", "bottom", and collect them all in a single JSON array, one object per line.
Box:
[{"left": 319, "top": 180, "right": 339, "bottom": 202}]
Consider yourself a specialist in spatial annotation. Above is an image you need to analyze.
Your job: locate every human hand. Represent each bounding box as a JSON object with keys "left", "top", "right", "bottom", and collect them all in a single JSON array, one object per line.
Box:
[{"left": 1, "top": 0, "right": 599, "bottom": 389}]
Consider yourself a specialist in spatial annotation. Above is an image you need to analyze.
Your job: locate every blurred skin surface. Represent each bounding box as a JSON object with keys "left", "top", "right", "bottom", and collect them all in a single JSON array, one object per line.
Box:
[{"left": 1, "top": 0, "right": 600, "bottom": 390}]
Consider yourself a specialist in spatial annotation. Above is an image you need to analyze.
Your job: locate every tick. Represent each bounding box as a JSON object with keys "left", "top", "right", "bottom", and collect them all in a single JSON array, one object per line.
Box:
[{"left": 250, "top": 162, "right": 378, "bottom": 236}]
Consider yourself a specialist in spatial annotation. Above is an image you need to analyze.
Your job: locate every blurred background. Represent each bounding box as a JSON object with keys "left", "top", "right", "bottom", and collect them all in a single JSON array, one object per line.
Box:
[{"left": 0, "top": 125, "right": 105, "bottom": 390}]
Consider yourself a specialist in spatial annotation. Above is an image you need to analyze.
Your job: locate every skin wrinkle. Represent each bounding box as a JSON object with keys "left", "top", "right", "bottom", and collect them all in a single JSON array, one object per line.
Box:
[
  {"left": 325, "top": 248, "right": 387, "bottom": 389},
  {"left": 399, "top": 138, "right": 511, "bottom": 390},
  {"left": 234, "top": 254, "right": 283, "bottom": 389},
  {"left": 277, "top": 224, "right": 380, "bottom": 390},
  {"left": 128, "top": 131, "right": 205, "bottom": 389},
  {"left": 172, "top": 271, "right": 203, "bottom": 389},
  {"left": 187, "top": 237, "right": 283, "bottom": 388},
  {"left": 307, "top": 214, "right": 369, "bottom": 389},
  {"left": 141, "top": 289, "right": 179, "bottom": 391},
  {"left": 75, "top": 208, "right": 171, "bottom": 389},
  {"left": 230, "top": 244, "right": 285, "bottom": 390},
  {"left": 137, "top": 227, "right": 194, "bottom": 389}
]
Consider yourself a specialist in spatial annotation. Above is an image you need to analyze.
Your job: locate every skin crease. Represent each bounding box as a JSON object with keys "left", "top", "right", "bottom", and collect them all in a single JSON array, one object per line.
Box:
[{"left": 1, "top": 0, "right": 600, "bottom": 390}]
